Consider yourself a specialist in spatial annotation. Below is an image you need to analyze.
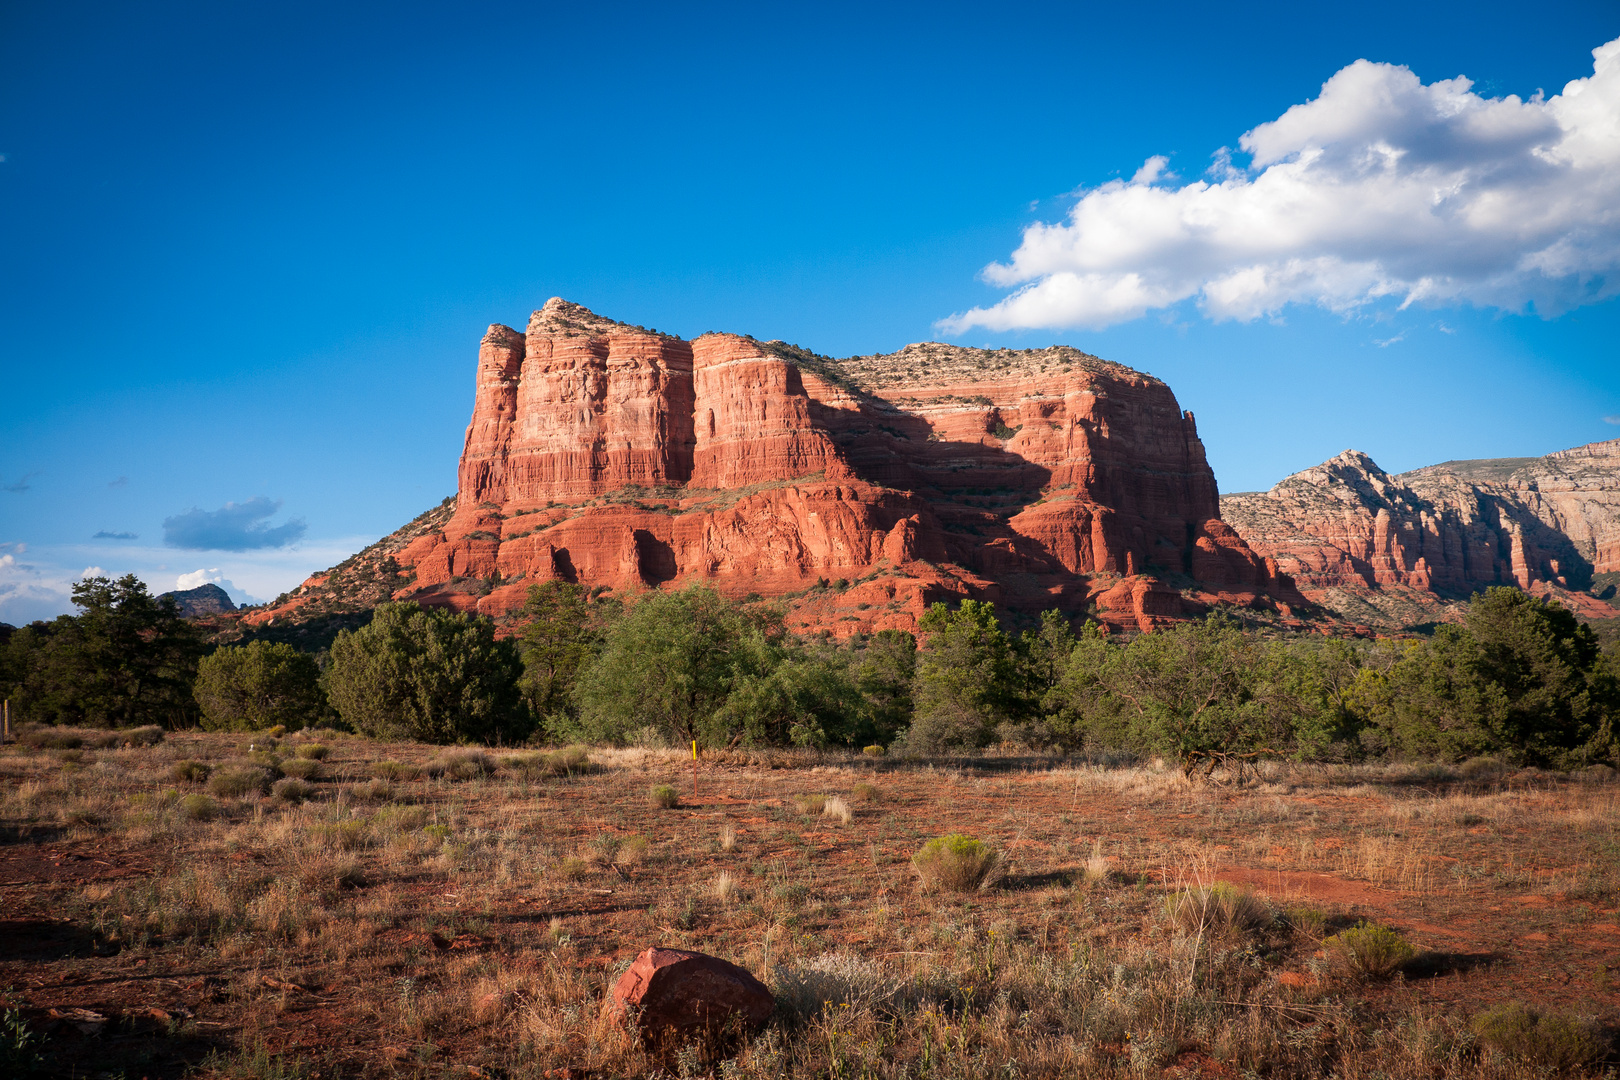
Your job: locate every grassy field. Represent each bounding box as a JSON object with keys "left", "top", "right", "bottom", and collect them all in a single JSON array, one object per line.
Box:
[{"left": 2, "top": 729, "right": 1618, "bottom": 1078}]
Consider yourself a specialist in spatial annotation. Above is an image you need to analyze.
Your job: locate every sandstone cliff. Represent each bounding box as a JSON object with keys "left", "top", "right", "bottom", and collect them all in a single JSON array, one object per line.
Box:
[
  {"left": 1221, "top": 441, "right": 1620, "bottom": 628},
  {"left": 248, "top": 299, "right": 1303, "bottom": 635}
]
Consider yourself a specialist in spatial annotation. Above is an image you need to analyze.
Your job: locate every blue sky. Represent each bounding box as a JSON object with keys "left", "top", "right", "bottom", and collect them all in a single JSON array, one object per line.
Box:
[{"left": 2, "top": 0, "right": 1618, "bottom": 622}]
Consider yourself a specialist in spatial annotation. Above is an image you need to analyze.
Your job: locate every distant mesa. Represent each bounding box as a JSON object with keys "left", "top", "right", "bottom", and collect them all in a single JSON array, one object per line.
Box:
[
  {"left": 233, "top": 298, "right": 1619, "bottom": 639},
  {"left": 160, "top": 583, "right": 237, "bottom": 618},
  {"left": 239, "top": 297, "right": 1303, "bottom": 637}
]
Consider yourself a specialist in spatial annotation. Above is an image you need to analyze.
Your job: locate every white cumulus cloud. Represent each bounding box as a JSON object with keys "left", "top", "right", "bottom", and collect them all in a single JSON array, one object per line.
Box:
[{"left": 941, "top": 37, "right": 1620, "bottom": 333}]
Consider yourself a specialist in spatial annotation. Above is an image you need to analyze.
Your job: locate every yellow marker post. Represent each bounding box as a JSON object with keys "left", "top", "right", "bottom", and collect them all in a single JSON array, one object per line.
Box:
[{"left": 692, "top": 740, "right": 699, "bottom": 800}]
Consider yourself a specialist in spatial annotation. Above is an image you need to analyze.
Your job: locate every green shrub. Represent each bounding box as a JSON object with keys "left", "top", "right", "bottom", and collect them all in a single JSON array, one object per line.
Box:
[
  {"left": 326, "top": 602, "right": 528, "bottom": 743},
  {"left": 423, "top": 823, "right": 453, "bottom": 841},
  {"left": 119, "top": 725, "right": 165, "bottom": 747},
  {"left": 194, "top": 641, "right": 324, "bottom": 732},
  {"left": 1165, "top": 881, "right": 1270, "bottom": 937},
  {"left": 912, "top": 834, "right": 999, "bottom": 892},
  {"left": 650, "top": 784, "right": 680, "bottom": 809},
  {"left": 1323, "top": 921, "right": 1415, "bottom": 978},
  {"left": 208, "top": 766, "right": 272, "bottom": 798},
  {"left": 862, "top": 744, "right": 885, "bottom": 757},
  {"left": 178, "top": 794, "right": 218, "bottom": 822},
  {"left": 271, "top": 777, "right": 316, "bottom": 803},
  {"left": 279, "top": 757, "right": 322, "bottom": 781},
  {"left": 169, "top": 760, "right": 212, "bottom": 784},
  {"left": 1472, "top": 1001, "right": 1606, "bottom": 1070},
  {"left": 849, "top": 781, "right": 880, "bottom": 802},
  {"left": 1284, "top": 904, "right": 1327, "bottom": 941},
  {"left": 294, "top": 742, "right": 329, "bottom": 761}
]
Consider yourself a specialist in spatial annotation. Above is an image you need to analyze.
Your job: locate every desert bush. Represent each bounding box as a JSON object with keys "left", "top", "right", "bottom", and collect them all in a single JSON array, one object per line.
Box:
[
  {"left": 1471, "top": 1001, "right": 1606, "bottom": 1070},
  {"left": 279, "top": 757, "right": 322, "bottom": 781},
  {"left": 849, "top": 781, "right": 880, "bottom": 802},
  {"left": 774, "top": 952, "right": 908, "bottom": 1020},
  {"left": 119, "top": 725, "right": 165, "bottom": 747},
  {"left": 1458, "top": 755, "right": 1508, "bottom": 782},
  {"left": 557, "top": 856, "right": 589, "bottom": 880},
  {"left": 372, "top": 760, "right": 421, "bottom": 781},
  {"left": 823, "top": 796, "right": 853, "bottom": 824},
  {"left": 1323, "top": 920, "right": 1415, "bottom": 978},
  {"left": 1284, "top": 904, "right": 1328, "bottom": 941},
  {"left": 862, "top": 744, "right": 885, "bottom": 756},
  {"left": 294, "top": 742, "right": 329, "bottom": 761},
  {"left": 649, "top": 784, "right": 679, "bottom": 809},
  {"left": 178, "top": 794, "right": 218, "bottom": 822},
  {"left": 271, "top": 777, "right": 316, "bottom": 803},
  {"left": 1165, "top": 881, "right": 1270, "bottom": 937},
  {"left": 208, "top": 766, "right": 272, "bottom": 798},
  {"left": 912, "top": 834, "right": 1000, "bottom": 892},
  {"left": 169, "top": 759, "right": 212, "bottom": 784},
  {"left": 615, "top": 835, "right": 651, "bottom": 867}
]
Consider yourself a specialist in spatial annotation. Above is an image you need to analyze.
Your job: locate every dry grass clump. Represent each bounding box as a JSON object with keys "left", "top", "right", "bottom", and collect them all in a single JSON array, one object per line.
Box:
[
  {"left": 912, "top": 834, "right": 1000, "bottom": 893},
  {"left": 429, "top": 748, "right": 493, "bottom": 780},
  {"left": 793, "top": 794, "right": 828, "bottom": 815},
  {"left": 352, "top": 778, "right": 396, "bottom": 802},
  {"left": 822, "top": 796, "right": 853, "bottom": 824},
  {"left": 1323, "top": 921, "right": 1415, "bottom": 979},
  {"left": 1457, "top": 755, "right": 1508, "bottom": 782},
  {"left": 848, "top": 781, "right": 880, "bottom": 802},
  {"left": 719, "top": 823, "right": 737, "bottom": 851},
  {"left": 712, "top": 871, "right": 739, "bottom": 901},
  {"left": 372, "top": 759, "right": 422, "bottom": 781},
  {"left": 278, "top": 757, "right": 322, "bottom": 781},
  {"left": 19, "top": 724, "right": 164, "bottom": 750},
  {"left": 649, "top": 784, "right": 679, "bottom": 809},
  {"left": 1471, "top": 1001, "right": 1607, "bottom": 1070},
  {"left": 557, "top": 856, "right": 589, "bottom": 880},
  {"left": 271, "top": 777, "right": 316, "bottom": 803},
  {"left": 1081, "top": 839, "right": 1110, "bottom": 885},
  {"left": 293, "top": 742, "right": 330, "bottom": 761},
  {"left": 208, "top": 766, "right": 272, "bottom": 798},
  {"left": 1165, "top": 881, "right": 1270, "bottom": 938},
  {"left": 500, "top": 746, "right": 592, "bottom": 779}
]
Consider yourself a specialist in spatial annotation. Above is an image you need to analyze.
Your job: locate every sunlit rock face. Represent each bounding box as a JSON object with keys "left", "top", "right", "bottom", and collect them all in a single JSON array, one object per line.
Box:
[
  {"left": 1222, "top": 441, "right": 1620, "bottom": 628},
  {"left": 260, "top": 299, "right": 1302, "bottom": 635}
]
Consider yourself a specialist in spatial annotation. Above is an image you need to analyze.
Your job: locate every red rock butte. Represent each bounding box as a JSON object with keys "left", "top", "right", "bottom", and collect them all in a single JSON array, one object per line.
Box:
[{"left": 254, "top": 299, "right": 1306, "bottom": 634}]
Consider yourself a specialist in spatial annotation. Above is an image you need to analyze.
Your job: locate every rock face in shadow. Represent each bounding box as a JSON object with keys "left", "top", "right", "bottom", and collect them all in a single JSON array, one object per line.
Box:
[
  {"left": 250, "top": 299, "right": 1303, "bottom": 634},
  {"left": 1221, "top": 441, "right": 1620, "bottom": 628},
  {"left": 158, "top": 583, "right": 236, "bottom": 618}
]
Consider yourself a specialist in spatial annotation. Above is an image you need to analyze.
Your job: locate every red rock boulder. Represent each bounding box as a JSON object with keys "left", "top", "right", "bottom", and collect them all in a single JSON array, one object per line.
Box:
[{"left": 605, "top": 947, "right": 774, "bottom": 1053}]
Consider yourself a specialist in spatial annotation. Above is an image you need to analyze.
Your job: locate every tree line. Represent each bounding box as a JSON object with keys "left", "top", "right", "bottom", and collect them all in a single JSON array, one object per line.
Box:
[{"left": 3, "top": 575, "right": 1616, "bottom": 770}]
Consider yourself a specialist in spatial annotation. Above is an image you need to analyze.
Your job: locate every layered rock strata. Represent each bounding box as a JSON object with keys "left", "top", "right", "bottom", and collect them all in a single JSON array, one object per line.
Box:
[
  {"left": 1221, "top": 441, "right": 1620, "bottom": 628},
  {"left": 253, "top": 299, "right": 1303, "bottom": 634}
]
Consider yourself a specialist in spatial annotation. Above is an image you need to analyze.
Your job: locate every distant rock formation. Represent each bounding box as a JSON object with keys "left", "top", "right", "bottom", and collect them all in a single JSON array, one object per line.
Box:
[
  {"left": 1221, "top": 441, "right": 1620, "bottom": 628},
  {"left": 246, "top": 298, "right": 1302, "bottom": 635},
  {"left": 159, "top": 583, "right": 236, "bottom": 618}
]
